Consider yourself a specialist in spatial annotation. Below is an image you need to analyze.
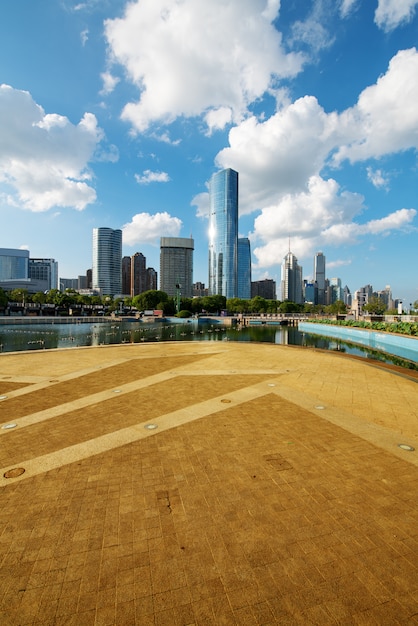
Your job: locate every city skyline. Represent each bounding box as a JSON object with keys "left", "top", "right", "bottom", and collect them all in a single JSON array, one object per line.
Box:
[{"left": 1, "top": 1, "right": 417, "bottom": 305}]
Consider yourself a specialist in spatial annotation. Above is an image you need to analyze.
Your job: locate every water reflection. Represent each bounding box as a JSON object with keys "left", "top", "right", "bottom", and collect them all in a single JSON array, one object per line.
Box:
[{"left": 0, "top": 319, "right": 416, "bottom": 370}]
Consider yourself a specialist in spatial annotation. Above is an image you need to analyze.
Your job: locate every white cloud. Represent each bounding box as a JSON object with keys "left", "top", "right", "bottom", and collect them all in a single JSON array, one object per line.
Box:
[
  {"left": 215, "top": 96, "right": 339, "bottom": 214},
  {"left": 205, "top": 107, "right": 233, "bottom": 135},
  {"left": 0, "top": 85, "right": 102, "bottom": 212},
  {"left": 375, "top": 0, "right": 418, "bottom": 31},
  {"left": 122, "top": 212, "right": 182, "bottom": 246},
  {"left": 334, "top": 48, "right": 418, "bottom": 163},
  {"left": 340, "top": 0, "right": 358, "bottom": 18},
  {"left": 366, "top": 167, "right": 389, "bottom": 189},
  {"left": 80, "top": 28, "right": 89, "bottom": 46},
  {"left": 104, "top": 0, "right": 304, "bottom": 132},
  {"left": 100, "top": 71, "right": 120, "bottom": 95},
  {"left": 134, "top": 170, "right": 170, "bottom": 185}
]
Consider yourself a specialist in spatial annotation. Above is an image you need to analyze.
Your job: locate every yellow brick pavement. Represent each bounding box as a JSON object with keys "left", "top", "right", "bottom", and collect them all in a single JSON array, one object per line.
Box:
[{"left": 0, "top": 342, "right": 417, "bottom": 625}]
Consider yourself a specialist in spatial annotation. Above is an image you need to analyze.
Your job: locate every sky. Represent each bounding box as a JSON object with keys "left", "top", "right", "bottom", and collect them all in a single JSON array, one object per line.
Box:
[{"left": 0, "top": 0, "right": 417, "bottom": 306}]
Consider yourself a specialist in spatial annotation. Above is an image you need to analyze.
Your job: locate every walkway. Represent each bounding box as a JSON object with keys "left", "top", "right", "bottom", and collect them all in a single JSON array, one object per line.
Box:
[{"left": 0, "top": 342, "right": 418, "bottom": 624}]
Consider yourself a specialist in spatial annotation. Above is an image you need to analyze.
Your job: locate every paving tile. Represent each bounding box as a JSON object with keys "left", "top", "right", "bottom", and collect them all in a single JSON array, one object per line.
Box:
[{"left": 1, "top": 343, "right": 418, "bottom": 624}]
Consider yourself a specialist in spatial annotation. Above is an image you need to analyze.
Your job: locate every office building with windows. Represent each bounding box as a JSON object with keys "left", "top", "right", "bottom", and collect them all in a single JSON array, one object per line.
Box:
[
  {"left": 237, "top": 237, "right": 251, "bottom": 300},
  {"left": 92, "top": 228, "right": 122, "bottom": 296},
  {"left": 29, "top": 258, "right": 58, "bottom": 292},
  {"left": 251, "top": 279, "right": 276, "bottom": 300},
  {"left": 281, "top": 251, "right": 303, "bottom": 303},
  {"left": 314, "top": 252, "right": 326, "bottom": 305},
  {"left": 208, "top": 168, "right": 238, "bottom": 299},
  {"left": 160, "top": 237, "right": 194, "bottom": 297}
]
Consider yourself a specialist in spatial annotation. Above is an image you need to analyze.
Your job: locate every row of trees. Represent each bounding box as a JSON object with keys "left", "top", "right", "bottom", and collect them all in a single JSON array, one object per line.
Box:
[{"left": 2, "top": 287, "right": 414, "bottom": 317}]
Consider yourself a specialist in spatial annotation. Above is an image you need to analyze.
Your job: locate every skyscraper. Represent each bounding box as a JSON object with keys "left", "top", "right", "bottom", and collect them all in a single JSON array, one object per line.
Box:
[
  {"left": 237, "top": 237, "right": 251, "bottom": 300},
  {"left": 208, "top": 168, "right": 238, "bottom": 299},
  {"left": 92, "top": 227, "right": 122, "bottom": 296},
  {"left": 314, "top": 252, "right": 326, "bottom": 305},
  {"left": 160, "top": 237, "right": 194, "bottom": 297},
  {"left": 281, "top": 251, "right": 303, "bottom": 303},
  {"left": 131, "top": 252, "right": 147, "bottom": 297}
]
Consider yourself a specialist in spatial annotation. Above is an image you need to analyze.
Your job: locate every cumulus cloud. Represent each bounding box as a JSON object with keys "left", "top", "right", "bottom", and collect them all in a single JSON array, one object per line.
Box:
[
  {"left": 134, "top": 170, "right": 170, "bottom": 185},
  {"left": 0, "top": 84, "right": 104, "bottom": 212},
  {"left": 334, "top": 48, "right": 418, "bottom": 163},
  {"left": 250, "top": 176, "right": 416, "bottom": 269},
  {"left": 100, "top": 71, "right": 120, "bottom": 95},
  {"left": 375, "top": 0, "right": 418, "bottom": 31},
  {"left": 367, "top": 167, "right": 389, "bottom": 189},
  {"left": 104, "top": 0, "right": 304, "bottom": 132},
  {"left": 215, "top": 96, "right": 339, "bottom": 214},
  {"left": 122, "top": 212, "right": 182, "bottom": 246}
]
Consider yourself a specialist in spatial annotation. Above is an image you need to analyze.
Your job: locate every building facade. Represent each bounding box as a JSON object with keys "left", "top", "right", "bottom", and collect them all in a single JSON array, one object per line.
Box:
[
  {"left": 0, "top": 248, "right": 29, "bottom": 281},
  {"left": 251, "top": 279, "right": 276, "bottom": 300},
  {"left": 208, "top": 168, "right": 238, "bottom": 299},
  {"left": 237, "top": 237, "right": 251, "bottom": 300},
  {"left": 29, "top": 258, "right": 58, "bottom": 292},
  {"left": 92, "top": 228, "right": 122, "bottom": 296},
  {"left": 314, "top": 252, "right": 326, "bottom": 305},
  {"left": 159, "top": 237, "right": 194, "bottom": 298},
  {"left": 281, "top": 251, "right": 303, "bottom": 303}
]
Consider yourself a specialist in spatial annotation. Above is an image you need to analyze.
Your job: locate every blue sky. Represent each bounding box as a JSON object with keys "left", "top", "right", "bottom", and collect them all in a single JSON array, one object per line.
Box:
[{"left": 0, "top": 0, "right": 417, "bottom": 305}]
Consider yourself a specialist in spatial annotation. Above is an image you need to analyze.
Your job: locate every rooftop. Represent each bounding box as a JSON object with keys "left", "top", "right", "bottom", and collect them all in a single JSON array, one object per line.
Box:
[{"left": 1, "top": 342, "right": 418, "bottom": 624}]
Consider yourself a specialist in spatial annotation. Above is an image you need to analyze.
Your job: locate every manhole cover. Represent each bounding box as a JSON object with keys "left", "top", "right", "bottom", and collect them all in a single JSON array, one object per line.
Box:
[
  {"left": 398, "top": 444, "right": 415, "bottom": 452},
  {"left": 221, "top": 399, "right": 231, "bottom": 403},
  {"left": 1, "top": 423, "right": 17, "bottom": 430},
  {"left": 4, "top": 468, "right": 25, "bottom": 478},
  {"left": 315, "top": 405, "right": 325, "bottom": 410},
  {"left": 144, "top": 424, "right": 158, "bottom": 430}
]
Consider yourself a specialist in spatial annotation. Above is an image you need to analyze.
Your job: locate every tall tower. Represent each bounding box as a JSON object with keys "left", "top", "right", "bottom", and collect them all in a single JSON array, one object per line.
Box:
[
  {"left": 281, "top": 251, "right": 303, "bottom": 303},
  {"left": 160, "top": 237, "right": 194, "bottom": 298},
  {"left": 314, "top": 252, "right": 326, "bottom": 305},
  {"left": 237, "top": 237, "right": 251, "bottom": 300},
  {"left": 131, "top": 252, "right": 147, "bottom": 297},
  {"left": 92, "top": 227, "right": 122, "bottom": 296},
  {"left": 208, "top": 168, "right": 238, "bottom": 299}
]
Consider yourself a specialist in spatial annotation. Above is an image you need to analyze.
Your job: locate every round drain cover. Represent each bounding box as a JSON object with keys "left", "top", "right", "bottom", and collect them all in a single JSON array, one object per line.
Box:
[
  {"left": 144, "top": 424, "right": 158, "bottom": 430},
  {"left": 4, "top": 468, "right": 25, "bottom": 478}
]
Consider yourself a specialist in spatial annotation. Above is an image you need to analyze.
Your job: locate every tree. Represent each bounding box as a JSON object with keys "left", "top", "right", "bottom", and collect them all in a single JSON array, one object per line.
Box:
[
  {"left": 8, "top": 289, "right": 29, "bottom": 303},
  {"left": 325, "top": 300, "right": 348, "bottom": 315},
  {"left": 132, "top": 290, "right": 169, "bottom": 311},
  {"left": 32, "top": 292, "right": 47, "bottom": 305},
  {"left": 0, "top": 288, "right": 8, "bottom": 309},
  {"left": 363, "top": 296, "right": 387, "bottom": 315}
]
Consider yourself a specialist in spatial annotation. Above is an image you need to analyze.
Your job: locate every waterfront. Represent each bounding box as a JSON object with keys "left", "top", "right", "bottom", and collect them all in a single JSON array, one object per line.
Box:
[{"left": 0, "top": 318, "right": 416, "bottom": 370}]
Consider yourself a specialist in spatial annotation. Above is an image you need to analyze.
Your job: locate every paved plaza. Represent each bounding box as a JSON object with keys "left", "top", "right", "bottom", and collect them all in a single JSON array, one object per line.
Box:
[{"left": 0, "top": 341, "right": 418, "bottom": 625}]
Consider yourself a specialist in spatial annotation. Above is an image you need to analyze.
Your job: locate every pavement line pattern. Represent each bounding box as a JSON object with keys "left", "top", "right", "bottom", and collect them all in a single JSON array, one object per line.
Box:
[
  {"left": 0, "top": 377, "right": 283, "bottom": 486},
  {"left": 0, "top": 368, "right": 280, "bottom": 432}
]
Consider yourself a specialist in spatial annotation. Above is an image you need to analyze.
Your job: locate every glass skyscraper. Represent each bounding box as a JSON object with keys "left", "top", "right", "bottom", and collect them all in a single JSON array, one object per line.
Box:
[
  {"left": 92, "top": 227, "right": 122, "bottom": 296},
  {"left": 281, "top": 251, "right": 303, "bottom": 303},
  {"left": 237, "top": 237, "right": 251, "bottom": 300},
  {"left": 208, "top": 168, "right": 238, "bottom": 299}
]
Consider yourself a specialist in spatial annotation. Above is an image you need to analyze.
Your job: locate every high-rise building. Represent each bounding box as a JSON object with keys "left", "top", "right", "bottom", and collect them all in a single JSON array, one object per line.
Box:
[
  {"left": 131, "top": 252, "right": 147, "bottom": 297},
  {"left": 160, "top": 237, "right": 194, "bottom": 297},
  {"left": 208, "top": 168, "right": 238, "bottom": 299},
  {"left": 251, "top": 279, "right": 276, "bottom": 300},
  {"left": 237, "top": 237, "right": 251, "bottom": 300},
  {"left": 330, "top": 277, "right": 344, "bottom": 303},
  {"left": 122, "top": 256, "right": 131, "bottom": 295},
  {"left": 29, "top": 258, "right": 58, "bottom": 292},
  {"left": 92, "top": 228, "right": 122, "bottom": 296},
  {"left": 0, "top": 248, "right": 29, "bottom": 281},
  {"left": 281, "top": 251, "right": 303, "bottom": 303},
  {"left": 314, "top": 252, "right": 326, "bottom": 305},
  {"left": 146, "top": 267, "right": 157, "bottom": 291}
]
